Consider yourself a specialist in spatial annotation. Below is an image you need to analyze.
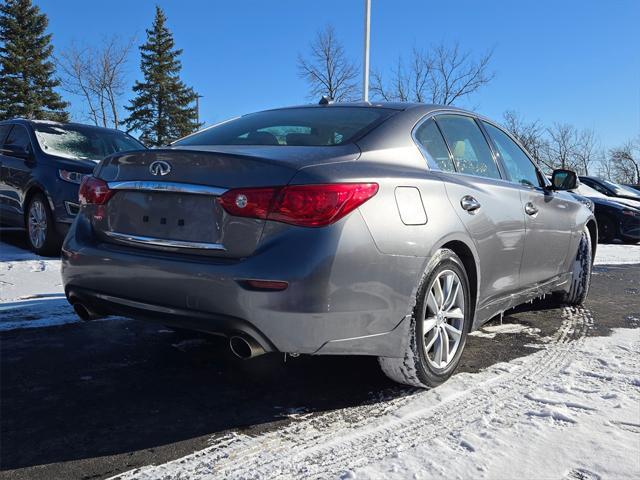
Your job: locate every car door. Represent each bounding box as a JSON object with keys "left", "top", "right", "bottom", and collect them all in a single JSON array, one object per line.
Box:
[
  {"left": 426, "top": 114, "right": 526, "bottom": 312},
  {"left": 481, "top": 120, "right": 578, "bottom": 287},
  {"left": 0, "top": 124, "right": 36, "bottom": 224},
  {"left": 0, "top": 123, "right": 17, "bottom": 224}
]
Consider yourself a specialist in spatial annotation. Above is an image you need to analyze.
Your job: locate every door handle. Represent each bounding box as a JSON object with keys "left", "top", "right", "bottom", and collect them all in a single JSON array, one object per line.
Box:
[
  {"left": 525, "top": 202, "right": 538, "bottom": 216},
  {"left": 460, "top": 195, "right": 481, "bottom": 213}
]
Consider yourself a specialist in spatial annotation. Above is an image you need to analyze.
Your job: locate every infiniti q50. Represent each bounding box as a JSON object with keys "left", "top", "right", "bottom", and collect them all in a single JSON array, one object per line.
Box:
[{"left": 61, "top": 103, "right": 596, "bottom": 387}]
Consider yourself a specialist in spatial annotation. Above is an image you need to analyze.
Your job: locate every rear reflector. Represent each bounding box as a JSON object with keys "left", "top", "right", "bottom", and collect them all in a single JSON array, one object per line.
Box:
[
  {"left": 79, "top": 176, "right": 113, "bottom": 205},
  {"left": 219, "top": 183, "right": 378, "bottom": 227},
  {"left": 240, "top": 279, "right": 289, "bottom": 291}
]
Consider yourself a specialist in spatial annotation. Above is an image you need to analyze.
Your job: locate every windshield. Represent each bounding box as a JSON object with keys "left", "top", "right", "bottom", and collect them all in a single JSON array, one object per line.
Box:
[
  {"left": 34, "top": 123, "right": 144, "bottom": 161},
  {"left": 173, "top": 107, "right": 396, "bottom": 147}
]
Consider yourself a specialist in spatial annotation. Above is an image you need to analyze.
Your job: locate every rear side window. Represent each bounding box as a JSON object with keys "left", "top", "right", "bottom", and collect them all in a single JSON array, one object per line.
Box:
[
  {"left": 4, "top": 125, "right": 31, "bottom": 149},
  {"left": 436, "top": 115, "right": 501, "bottom": 180},
  {"left": 173, "top": 107, "right": 396, "bottom": 147},
  {"left": 414, "top": 118, "right": 455, "bottom": 172},
  {"left": 582, "top": 178, "right": 610, "bottom": 195},
  {"left": 482, "top": 122, "right": 541, "bottom": 188}
]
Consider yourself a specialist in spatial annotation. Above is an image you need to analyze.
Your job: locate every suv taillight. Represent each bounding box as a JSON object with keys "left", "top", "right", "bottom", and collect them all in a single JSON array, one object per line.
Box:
[
  {"left": 218, "top": 183, "right": 379, "bottom": 227},
  {"left": 79, "top": 176, "right": 113, "bottom": 205}
]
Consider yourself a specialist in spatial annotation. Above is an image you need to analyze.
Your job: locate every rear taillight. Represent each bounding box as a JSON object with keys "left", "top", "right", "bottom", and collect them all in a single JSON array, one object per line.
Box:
[
  {"left": 78, "top": 176, "right": 113, "bottom": 205},
  {"left": 218, "top": 183, "right": 379, "bottom": 227}
]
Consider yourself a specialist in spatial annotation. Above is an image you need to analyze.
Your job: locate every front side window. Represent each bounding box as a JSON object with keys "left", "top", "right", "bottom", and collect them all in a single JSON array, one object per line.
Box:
[
  {"left": 0, "top": 124, "right": 11, "bottom": 145},
  {"left": 4, "top": 125, "right": 31, "bottom": 149},
  {"left": 33, "top": 123, "right": 144, "bottom": 161},
  {"left": 483, "top": 122, "right": 541, "bottom": 188},
  {"left": 414, "top": 118, "right": 456, "bottom": 172},
  {"left": 435, "top": 115, "right": 501, "bottom": 180},
  {"left": 173, "top": 107, "right": 396, "bottom": 147}
]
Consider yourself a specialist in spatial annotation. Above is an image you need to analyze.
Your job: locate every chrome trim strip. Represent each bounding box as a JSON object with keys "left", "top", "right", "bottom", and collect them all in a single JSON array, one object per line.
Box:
[
  {"left": 103, "top": 231, "right": 226, "bottom": 251},
  {"left": 107, "top": 181, "right": 227, "bottom": 196}
]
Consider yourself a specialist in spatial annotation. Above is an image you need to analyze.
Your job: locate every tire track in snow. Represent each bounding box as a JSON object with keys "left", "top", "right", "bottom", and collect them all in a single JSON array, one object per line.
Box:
[{"left": 113, "top": 306, "right": 593, "bottom": 480}]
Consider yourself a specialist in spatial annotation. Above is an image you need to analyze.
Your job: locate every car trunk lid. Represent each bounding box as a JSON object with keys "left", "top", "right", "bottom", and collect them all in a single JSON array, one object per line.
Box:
[{"left": 90, "top": 146, "right": 359, "bottom": 257}]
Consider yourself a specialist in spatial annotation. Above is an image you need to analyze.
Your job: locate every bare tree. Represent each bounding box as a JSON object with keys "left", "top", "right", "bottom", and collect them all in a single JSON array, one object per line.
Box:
[
  {"left": 502, "top": 110, "right": 547, "bottom": 165},
  {"left": 297, "top": 25, "right": 359, "bottom": 102},
  {"left": 544, "top": 123, "right": 579, "bottom": 171},
  {"left": 573, "top": 129, "right": 599, "bottom": 175},
  {"left": 371, "top": 43, "right": 494, "bottom": 106},
  {"left": 596, "top": 156, "right": 614, "bottom": 181},
  {"left": 609, "top": 138, "right": 640, "bottom": 183},
  {"left": 371, "top": 49, "right": 431, "bottom": 102},
  {"left": 57, "top": 37, "right": 133, "bottom": 128}
]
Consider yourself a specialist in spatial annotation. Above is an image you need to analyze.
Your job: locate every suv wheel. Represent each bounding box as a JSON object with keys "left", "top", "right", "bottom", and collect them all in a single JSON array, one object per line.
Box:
[
  {"left": 26, "top": 193, "right": 62, "bottom": 256},
  {"left": 379, "top": 249, "right": 471, "bottom": 388}
]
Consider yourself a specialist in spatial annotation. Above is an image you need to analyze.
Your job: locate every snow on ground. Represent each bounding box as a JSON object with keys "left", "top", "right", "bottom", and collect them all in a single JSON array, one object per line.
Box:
[
  {"left": 111, "top": 308, "right": 640, "bottom": 480},
  {"left": 0, "top": 240, "right": 70, "bottom": 330},
  {"left": 594, "top": 243, "right": 640, "bottom": 265},
  {"left": 351, "top": 327, "right": 640, "bottom": 480},
  {"left": 0, "top": 240, "right": 63, "bottom": 302}
]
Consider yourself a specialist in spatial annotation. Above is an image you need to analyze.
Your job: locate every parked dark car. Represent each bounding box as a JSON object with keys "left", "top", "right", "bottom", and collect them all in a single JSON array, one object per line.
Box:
[
  {"left": 62, "top": 103, "right": 596, "bottom": 388},
  {"left": 624, "top": 184, "right": 640, "bottom": 192},
  {"left": 0, "top": 119, "right": 145, "bottom": 254},
  {"left": 572, "top": 183, "right": 640, "bottom": 243},
  {"left": 579, "top": 176, "right": 640, "bottom": 202}
]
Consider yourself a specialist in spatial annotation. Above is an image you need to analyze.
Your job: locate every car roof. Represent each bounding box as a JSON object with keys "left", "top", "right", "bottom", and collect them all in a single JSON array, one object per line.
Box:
[
  {"left": 0, "top": 118, "right": 126, "bottom": 134},
  {"left": 258, "top": 101, "right": 470, "bottom": 115}
]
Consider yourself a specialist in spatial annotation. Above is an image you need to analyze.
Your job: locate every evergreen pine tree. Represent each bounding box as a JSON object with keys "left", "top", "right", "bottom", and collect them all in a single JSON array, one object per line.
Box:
[
  {"left": 125, "top": 6, "right": 200, "bottom": 146},
  {"left": 0, "top": 0, "right": 68, "bottom": 121}
]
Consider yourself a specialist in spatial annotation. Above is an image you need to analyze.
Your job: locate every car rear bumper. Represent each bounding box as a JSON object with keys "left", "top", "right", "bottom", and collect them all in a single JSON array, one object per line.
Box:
[{"left": 62, "top": 213, "right": 422, "bottom": 357}]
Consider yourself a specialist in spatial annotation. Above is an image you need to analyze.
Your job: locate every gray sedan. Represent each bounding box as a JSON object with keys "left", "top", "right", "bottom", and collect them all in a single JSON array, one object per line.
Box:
[{"left": 61, "top": 103, "right": 596, "bottom": 388}]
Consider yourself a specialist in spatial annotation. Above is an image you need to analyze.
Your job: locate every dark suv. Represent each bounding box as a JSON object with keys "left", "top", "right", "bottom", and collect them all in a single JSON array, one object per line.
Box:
[{"left": 0, "top": 119, "right": 144, "bottom": 255}]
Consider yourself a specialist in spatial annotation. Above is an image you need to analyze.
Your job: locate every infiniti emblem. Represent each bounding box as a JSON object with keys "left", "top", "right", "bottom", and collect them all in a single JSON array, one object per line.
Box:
[{"left": 149, "top": 160, "right": 172, "bottom": 176}]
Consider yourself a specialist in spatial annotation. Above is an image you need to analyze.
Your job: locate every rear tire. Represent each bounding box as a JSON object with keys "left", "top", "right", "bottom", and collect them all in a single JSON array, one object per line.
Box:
[
  {"left": 597, "top": 216, "right": 616, "bottom": 243},
  {"left": 379, "top": 249, "right": 471, "bottom": 388},
  {"left": 25, "top": 193, "right": 62, "bottom": 256},
  {"left": 562, "top": 227, "right": 593, "bottom": 305}
]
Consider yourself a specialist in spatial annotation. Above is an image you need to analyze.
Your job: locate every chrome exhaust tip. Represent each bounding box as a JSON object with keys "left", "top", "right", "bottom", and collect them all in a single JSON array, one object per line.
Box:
[
  {"left": 72, "top": 302, "right": 103, "bottom": 321},
  {"left": 229, "top": 335, "right": 265, "bottom": 359}
]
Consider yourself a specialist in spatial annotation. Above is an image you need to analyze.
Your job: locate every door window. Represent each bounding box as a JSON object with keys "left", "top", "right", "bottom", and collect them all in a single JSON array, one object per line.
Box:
[
  {"left": 0, "top": 125, "right": 11, "bottom": 145},
  {"left": 435, "top": 115, "right": 501, "bottom": 179},
  {"left": 414, "top": 118, "right": 455, "bottom": 172},
  {"left": 482, "top": 122, "right": 541, "bottom": 188},
  {"left": 4, "top": 125, "right": 31, "bottom": 149}
]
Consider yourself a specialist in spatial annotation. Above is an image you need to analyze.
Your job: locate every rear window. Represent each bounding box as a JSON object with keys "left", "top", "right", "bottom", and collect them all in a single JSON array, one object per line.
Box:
[{"left": 173, "top": 107, "right": 396, "bottom": 147}]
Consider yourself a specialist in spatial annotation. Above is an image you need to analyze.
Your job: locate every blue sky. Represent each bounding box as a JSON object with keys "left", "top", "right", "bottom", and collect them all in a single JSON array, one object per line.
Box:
[{"left": 38, "top": 0, "right": 639, "bottom": 148}]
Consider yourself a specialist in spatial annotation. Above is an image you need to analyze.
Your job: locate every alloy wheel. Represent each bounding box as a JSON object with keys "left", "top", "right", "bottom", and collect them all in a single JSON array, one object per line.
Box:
[
  {"left": 28, "top": 200, "right": 47, "bottom": 250},
  {"left": 422, "top": 269, "right": 465, "bottom": 369}
]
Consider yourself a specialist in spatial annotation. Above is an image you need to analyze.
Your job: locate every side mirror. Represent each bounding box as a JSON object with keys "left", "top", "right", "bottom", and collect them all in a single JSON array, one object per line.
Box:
[
  {"left": 551, "top": 169, "right": 578, "bottom": 191},
  {"left": 1, "top": 144, "right": 31, "bottom": 159}
]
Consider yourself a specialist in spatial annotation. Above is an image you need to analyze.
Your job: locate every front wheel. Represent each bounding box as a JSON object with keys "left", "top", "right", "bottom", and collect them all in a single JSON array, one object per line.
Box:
[
  {"left": 597, "top": 216, "right": 616, "bottom": 243},
  {"left": 379, "top": 249, "right": 471, "bottom": 388},
  {"left": 562, "top": 227, "right": 593, "bottom": 305}
]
